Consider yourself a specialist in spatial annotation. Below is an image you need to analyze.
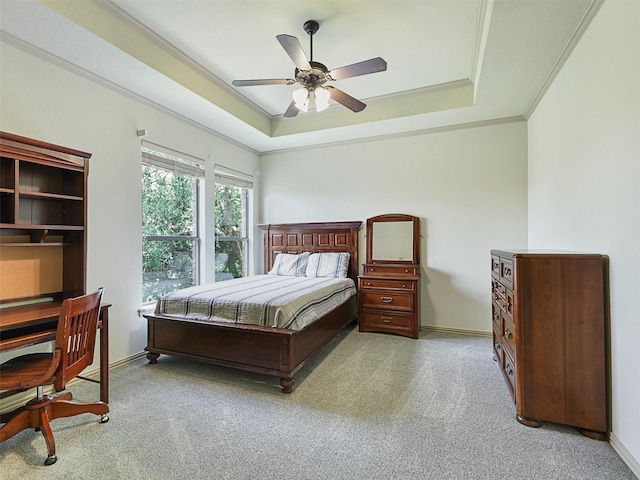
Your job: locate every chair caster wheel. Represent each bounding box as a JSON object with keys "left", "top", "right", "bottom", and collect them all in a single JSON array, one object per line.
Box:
[
  {"left": 44, "top": 455, "right": 57, "bottom": 466},
  {"left": 100, "top": 414, "right": 109, "bottom": 423}
]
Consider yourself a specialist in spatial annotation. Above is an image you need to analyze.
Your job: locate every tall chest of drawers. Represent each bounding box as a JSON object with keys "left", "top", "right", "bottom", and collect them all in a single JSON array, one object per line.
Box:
[{"left": 491, "top": 250, "right": 608, "bottom": 438}]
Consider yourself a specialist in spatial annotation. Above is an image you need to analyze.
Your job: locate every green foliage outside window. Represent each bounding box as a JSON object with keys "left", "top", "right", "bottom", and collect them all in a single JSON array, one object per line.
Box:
[
  {"left": 142, "top": 163, "right": 249, "bottom": 302},
  {"left": 142, "top": 165, "right": 196, "bottom": 303},
  {"left": 215, "top": 184, "right": 247, "bottom": 279}
]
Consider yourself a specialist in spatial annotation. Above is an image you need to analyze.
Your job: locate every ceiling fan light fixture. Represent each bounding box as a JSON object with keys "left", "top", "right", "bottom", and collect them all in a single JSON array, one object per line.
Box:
[
  {"left": 314, "top": 87, "right": 330, "bottom": 112},
  {"left": 292, "top": 87, "right": 309, "bottom": 112}
]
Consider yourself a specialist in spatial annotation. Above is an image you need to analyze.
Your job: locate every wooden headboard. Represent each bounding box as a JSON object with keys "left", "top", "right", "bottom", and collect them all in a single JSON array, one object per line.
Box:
[{"left": 258, "top": 221, "right": 362, "bottom": 282}]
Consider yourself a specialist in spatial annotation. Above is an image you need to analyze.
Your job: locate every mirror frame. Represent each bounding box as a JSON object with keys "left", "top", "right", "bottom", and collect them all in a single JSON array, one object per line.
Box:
[{"left": 366, "top": 213, "right": 420, "bottom": 264}]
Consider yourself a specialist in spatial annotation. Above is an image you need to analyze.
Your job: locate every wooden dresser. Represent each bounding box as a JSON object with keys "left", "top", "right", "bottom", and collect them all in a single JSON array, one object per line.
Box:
[
  {"left": 358, "top": 214, "right": 420, "bottom": 339},
  {"left": 358, "top": 263, "right": 420, "bottom": 339},
  {"left": 491, "top": 249, "right": 608, "bottom": 439}
]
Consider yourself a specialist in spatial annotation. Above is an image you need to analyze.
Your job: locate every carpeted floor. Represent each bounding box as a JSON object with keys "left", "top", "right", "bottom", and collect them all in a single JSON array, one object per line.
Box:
[{"left": 0, "top": 326, "right": 636, "bottom": 479}]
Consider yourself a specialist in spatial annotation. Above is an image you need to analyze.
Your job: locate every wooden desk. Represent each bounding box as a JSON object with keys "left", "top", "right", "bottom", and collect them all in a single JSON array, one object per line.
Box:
[{"left": 0, "top": 302, "right": 110, "bottom": 403}]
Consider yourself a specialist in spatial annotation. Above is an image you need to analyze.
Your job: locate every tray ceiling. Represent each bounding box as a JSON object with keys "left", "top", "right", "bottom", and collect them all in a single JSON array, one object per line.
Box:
[{"left": 0, "top": 0, "right": 601, "bottom": 153}]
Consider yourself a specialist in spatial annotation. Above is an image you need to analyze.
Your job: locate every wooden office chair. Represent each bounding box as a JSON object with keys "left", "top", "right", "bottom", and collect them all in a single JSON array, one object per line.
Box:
[{"left": 0, "top": 288, "right": 109, "bottom": 465}]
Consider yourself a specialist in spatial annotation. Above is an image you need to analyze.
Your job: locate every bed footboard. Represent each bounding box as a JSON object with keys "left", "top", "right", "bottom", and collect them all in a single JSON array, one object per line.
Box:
[{"left": 144, "top": 296, "right": 357, "bottom": 393}]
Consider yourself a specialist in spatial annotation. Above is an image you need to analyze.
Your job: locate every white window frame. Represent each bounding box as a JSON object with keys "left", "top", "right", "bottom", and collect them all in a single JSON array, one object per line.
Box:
[
  {"left": 141, "top": 142, "right": 205, "bottom": 304},
  {"left": 213, "top": 164, "right": 253, "bottom": 280}
]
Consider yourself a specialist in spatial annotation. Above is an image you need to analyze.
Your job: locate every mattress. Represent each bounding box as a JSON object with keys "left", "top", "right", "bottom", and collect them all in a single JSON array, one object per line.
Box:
[{"left": 155, "top": 274, "right": 356, "bottom": 330}]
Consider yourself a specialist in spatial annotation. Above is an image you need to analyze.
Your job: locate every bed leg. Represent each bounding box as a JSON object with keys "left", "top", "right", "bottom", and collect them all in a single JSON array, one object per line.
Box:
[
  {"left": 146, "top": 352, "right": 160, "bottom": 364},
  {"left": 280, "top": 377, "right": 294, "bottom": 394}
]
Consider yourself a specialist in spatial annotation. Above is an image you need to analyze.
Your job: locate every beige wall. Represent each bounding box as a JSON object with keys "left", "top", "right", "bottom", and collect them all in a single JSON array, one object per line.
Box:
[
  {"left": 260, "top": 121, "right": 528, "bottom": 333},
  {"left": 527, "top": 0, "right": 639, "bottom": 473},
  {"left": 0, "top": 41, "right": 260, "bottom": 365}
]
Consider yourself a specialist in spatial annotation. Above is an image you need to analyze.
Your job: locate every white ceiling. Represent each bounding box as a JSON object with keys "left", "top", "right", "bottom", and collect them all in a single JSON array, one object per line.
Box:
[{"left": 0, "top": 0, "right": 601, "bottom": 153}]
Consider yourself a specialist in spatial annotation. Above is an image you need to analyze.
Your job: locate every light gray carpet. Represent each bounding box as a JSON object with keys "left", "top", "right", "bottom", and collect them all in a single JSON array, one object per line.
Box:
[{"left": 0, "top": 327, "right": 635, "bottom": 479}]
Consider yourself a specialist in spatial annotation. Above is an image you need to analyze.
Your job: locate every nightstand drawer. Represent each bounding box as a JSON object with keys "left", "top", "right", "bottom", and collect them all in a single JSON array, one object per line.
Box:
[
  {"left": 359, "top": 278, "right": 415, "bottom": 290},
  {"left": 360, "top": 310, "right": 413, "bottom": 329},
  {"left": 362, "top": 291, "right": 413, "bottom": 310}
]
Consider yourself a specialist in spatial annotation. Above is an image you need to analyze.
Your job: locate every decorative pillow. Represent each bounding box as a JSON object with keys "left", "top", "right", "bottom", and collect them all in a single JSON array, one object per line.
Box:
[
  {"left": 268, "top": 252, "right": 310, "bottom": 276},
  {"left": 305, "top": 252, "right": 350, "bottom": 278}
]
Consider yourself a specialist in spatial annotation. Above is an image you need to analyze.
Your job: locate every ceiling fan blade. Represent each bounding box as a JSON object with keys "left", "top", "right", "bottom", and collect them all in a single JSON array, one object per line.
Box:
[
  {"left": 276, "top": 34, "right": 312, "bottom": 71},
  {"left": 232, "top": 78, "right": 295, "bottom": 87},
  {"left": 328, "top": 57, "right": 387, "bottom": 80},
  {"left": 283, "top": 100, "right": 300, "bottom": 118},
  {"left": 326, "top": 86, "right": 366, "bottom": 112}
]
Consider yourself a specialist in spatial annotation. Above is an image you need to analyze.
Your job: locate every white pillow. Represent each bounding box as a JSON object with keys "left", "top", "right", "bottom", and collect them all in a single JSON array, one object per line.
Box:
[
  {"left": 268, "top": 252, "right": 310, "bottom": 276},
  {"left": 305, "top": 252, "right": 350, "bottom": 278}
]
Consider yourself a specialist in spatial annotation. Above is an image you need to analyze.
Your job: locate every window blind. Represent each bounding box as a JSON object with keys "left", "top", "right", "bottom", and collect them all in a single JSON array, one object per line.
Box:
[
  {"left": 141, "top": 140, "right": 205, "bottom": 178},
  {"left": 215, "top": 164, "right": 253, "bottom": 189}
]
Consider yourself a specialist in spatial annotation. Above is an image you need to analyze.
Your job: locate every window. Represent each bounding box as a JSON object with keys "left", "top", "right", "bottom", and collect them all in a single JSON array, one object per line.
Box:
[
  {"left": 141, "top": 145, "right": 204, "bottom": 304},
  {"left": 214, "top": 166, "right": 252, "bottom": 281}
]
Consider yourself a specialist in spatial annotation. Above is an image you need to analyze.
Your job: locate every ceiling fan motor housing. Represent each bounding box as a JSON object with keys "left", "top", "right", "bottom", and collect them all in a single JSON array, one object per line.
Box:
[{"left": 295, "top": 61, "right": 328, "bottom": 88}]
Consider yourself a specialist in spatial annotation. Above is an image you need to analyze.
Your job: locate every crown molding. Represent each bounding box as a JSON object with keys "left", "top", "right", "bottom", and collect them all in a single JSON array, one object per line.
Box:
[
  {"left": 261, "top": 116, "right": 525, "bottom": 156},
  {"left": 470, "top": 0, "right": 494, "bottom": 98},
  {"left": 0, "top": 32, "right": 260, "bottom": 156},
  {"left": 94, "top": 0, "right": 272, "bottom": 117},
  {"left": 523, "top": 0, "right": 605, "bottom": 119}
]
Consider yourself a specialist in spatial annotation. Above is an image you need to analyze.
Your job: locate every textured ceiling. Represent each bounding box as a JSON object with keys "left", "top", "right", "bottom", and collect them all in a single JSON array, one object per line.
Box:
[{"left": 0, "top": 0, "right": 601, "bottom": 153}]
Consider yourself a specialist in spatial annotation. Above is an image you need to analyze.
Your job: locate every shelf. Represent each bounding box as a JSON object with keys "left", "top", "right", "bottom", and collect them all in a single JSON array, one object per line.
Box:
[
  {"left": 0, "top": 243, "right": 70, "bottom": 247},
  {"left": 0, "top": 188, "right": 14, "bottom": 194},
  {"left": 18, "top": 190, "right": 83, "bottom": 202},
  {"left": 0, "top": 223, "right": 84, "bottom": 231}
]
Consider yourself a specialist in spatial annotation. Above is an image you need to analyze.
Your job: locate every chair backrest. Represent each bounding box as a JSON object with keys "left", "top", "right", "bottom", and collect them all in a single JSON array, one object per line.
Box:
[{"left": 54, "top": 288, "right": 104, "bottom": 391}]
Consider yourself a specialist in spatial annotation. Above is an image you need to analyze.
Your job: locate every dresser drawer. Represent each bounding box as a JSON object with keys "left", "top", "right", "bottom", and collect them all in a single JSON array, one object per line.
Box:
[
  {"left": 500, "top": 258, "right": 514, "bottom": 287},
  {"left": 363, "top": 264, "right": 419, "bottom": 276},
  {"left": 360, "top": 310, "right": 413, "bottom": 329},
  {"left": 360, "top": 278, "right": 415, "bottom": 290},
  {"left": 502, "top": 315, "right": 516, "bottom": 359},
  {"left": 491, "top": 254, "right": 500, "bottom": 278},
  {"left": 493, "top": 334, "right": 503, "bottom": 365},
  {"left": 492, "top": 301, "right": 502, "bottom": 332},
  {"left": 504, "top": 289, "right": 514, "bottom": 321},
  {"left": 492, "top": 279, "right": 507, "bottom": 298},
  {"left": 362, "top": 291, "right": 413, "bottom": 310},
  {"left": 503, "top": 349, "right": 516, "bottom": 400}
]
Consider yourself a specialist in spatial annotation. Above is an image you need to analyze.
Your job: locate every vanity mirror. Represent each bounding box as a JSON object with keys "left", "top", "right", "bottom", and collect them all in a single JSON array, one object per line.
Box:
[
  {"left": 359, "top": 214, "right": 421, "bottom": 339},
  {"left": 367, "top": 214, "right": 420, "bottom": 264}
]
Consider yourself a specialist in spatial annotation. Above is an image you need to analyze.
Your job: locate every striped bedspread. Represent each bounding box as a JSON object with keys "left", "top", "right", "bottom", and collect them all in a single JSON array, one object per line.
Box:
[{"left": 155, "top": 275, "right": 356, "bottom": 331}]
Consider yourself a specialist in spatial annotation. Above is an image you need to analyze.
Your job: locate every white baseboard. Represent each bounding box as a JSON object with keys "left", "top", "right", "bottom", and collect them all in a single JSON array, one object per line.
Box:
[
  {"left": 0, "top": 351, "right": 146, "bottom": 414},
  {"left": 420, "top": 325, "right": 492, "bottom": 337},
  {"left": 610, "top": 433, "right": 640, "bottom": 478}
]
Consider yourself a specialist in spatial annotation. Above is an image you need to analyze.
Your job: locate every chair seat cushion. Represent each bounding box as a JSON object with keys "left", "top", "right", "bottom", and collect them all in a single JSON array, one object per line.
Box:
[{"left": 0, "top": 352, "right": 56, "bottom": 390}]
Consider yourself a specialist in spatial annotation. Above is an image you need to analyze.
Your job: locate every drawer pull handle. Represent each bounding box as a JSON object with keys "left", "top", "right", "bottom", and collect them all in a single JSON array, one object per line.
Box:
[
  {"left": 381, "top": 297, "right": 393, "bottom": 303},
  {"left": 504, "top": 328, "right": 512, "bottom": 339},
  {"left": 494, "top": 341, "right": 501, "bottom": 350},
  {"left": 505, "top": 363, "right": 513, "bottom": 376},
  {"left": 381, "top": 316, "right": 393, "bottom": 323}
]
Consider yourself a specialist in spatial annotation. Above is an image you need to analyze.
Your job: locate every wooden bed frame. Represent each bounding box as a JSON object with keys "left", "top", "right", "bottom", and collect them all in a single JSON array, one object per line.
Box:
[{"left": 144, "top": 221, "right": 362, "bottom": 393}]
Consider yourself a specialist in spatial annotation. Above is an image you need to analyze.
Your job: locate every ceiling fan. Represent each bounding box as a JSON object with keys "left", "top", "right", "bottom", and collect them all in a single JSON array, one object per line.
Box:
[{"left": 232, "top": 20, "right": 387, "bottom": 118}]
